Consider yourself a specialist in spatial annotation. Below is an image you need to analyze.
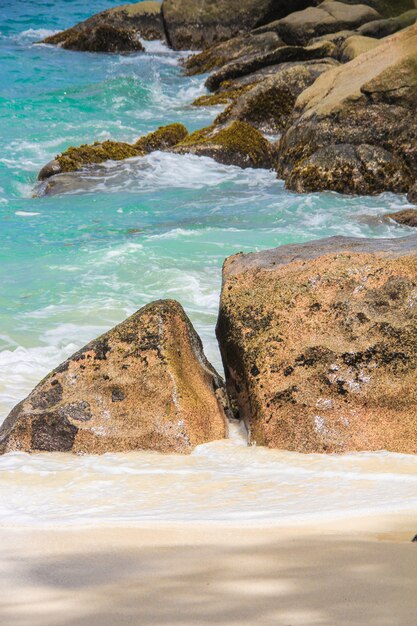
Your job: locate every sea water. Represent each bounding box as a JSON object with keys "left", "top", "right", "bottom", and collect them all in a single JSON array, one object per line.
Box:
[{"left": 0, "top": 0, "right": 416, "bottom": 527}]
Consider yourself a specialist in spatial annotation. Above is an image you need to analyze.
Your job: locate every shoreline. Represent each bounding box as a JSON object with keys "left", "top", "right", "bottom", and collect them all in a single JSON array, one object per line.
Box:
[{"left": 1, "top": 514, "right": 416, "bottom": 626}]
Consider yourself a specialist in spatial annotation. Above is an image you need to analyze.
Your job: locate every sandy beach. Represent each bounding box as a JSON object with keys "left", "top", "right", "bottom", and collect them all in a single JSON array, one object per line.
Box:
[{"left": 1, "top": 515, "right": 416, "bottom": 626}]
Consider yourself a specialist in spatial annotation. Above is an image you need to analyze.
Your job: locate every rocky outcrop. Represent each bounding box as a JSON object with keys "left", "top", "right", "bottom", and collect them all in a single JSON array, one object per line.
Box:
[
  {"left": 38, "top": 123, "right": 188, "bottom": 181},
  {"left": 41, "top": 2, "right": 165, "bottom": 52},
  {"left": 162, "top": 0, "right": 315, "bottom": 50},
  {"left": 358, "top": 9, "right": 417, "bottom": 38},
  {"left": 214, "top": 60, "right": 338, "bottom": 134},
  {"left": 172, "top": 121, "right": 276, "bottom": 169},
  {"left": 386, "top": 208, "right": 417, "bottom": 227},
  {"left": 347, "top": 0, "right": 416, "bottom": 18},
  {"left": 267, "top": 1, "right": 380, "bottom": 46},
  {"left": 286, "top": 144, "right": 413, "bottom": 195},
  {"left": 0, "top": 300, "right": 228, "bottom": 455},
  {"left": 205, "top": 40, "right": 336, "bottom": 92},
  {"left": 216, "top": 236, "right": 417, "bottom": 453},
  {"left": 183, "top": 31, "right": 284, "bottom": 76},
  {"left": 408, "top": 183, "right": 417, "bottom": 203},
  {"left": 278, "top": 24, "right": 417, "bottom": 194}
]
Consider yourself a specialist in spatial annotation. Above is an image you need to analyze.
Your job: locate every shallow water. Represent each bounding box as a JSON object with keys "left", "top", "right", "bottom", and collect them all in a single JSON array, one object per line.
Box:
[{"left": 0, "top": 0, "right": 416, "bottom": 527}]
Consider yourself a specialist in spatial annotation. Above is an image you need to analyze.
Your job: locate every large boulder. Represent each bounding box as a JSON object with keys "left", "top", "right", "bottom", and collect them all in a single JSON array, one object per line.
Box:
[
  {"left": 286, "top": 144, "right": 413, "bottom": 194},
  {"left": 216, "top": 236, "right": 417, "bottom": 453},
  {"left": 278, "top": 24, "right": 417, "bottom": 193},
  {"left": 271, "top": 1, "right": 380, "bottom": 46},
  {"left": 38, "top": 123, "right": 188, "bottom": 181},
  {"left": 0, "top": 300, "right": 228, "bottom": 455},
  {"left": 40, "top": 2, "right": 165, "bottom": 52},
  {"left": 215, "top": 60, "right": 338, "bottom": 133},
  {"left": 162, "top": 0, "right": 315, "bottom": 50},
  {"left": 358, "top": 9, "right": 417, "bottom": 38},
  {"left": 205, "top": 39, "right": 336, "bottom": 92},
  {"left": 171, "top": 121, "right": 276, "bottom": 169}
]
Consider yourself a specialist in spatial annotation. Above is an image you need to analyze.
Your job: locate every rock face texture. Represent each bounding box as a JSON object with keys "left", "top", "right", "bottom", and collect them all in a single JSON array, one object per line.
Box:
[
  {"left": 286, "top": 144, "right": 413, "bottom": 195},
  {"left": 358, "top": 9, "right": 417, "bottom": 38},
  {"left": 172, "top": 121, "right": 276, "bottom": 169},
  {"left": 408, "top": 183, "right": 417, "bottom": 203},
  {"left": 41, "top": 2, "right": 165, "bottom": 52},
  {"left": 0, "top": 300, "right": 228, "bottom": 455},
  {"left": 162, "top": 0, "right": 315, "bottom": 50},
  {"left": 217, "top": 236, "right": 417, "bottom": 453},
  {"left": 387, "top": 209, "right": 417, "bottom": 227},
  {"left": 278, "top": 23, "right": 417, "bottom": 193}
]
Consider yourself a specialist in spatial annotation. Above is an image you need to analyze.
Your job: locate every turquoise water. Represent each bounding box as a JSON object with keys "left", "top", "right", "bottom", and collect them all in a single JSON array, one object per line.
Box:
[{"left": 0, "top": 0, "right": 413, "bottom": 422}]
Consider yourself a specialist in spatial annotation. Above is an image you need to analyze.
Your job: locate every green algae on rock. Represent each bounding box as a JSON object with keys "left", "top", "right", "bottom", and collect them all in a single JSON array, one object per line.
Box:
[
  {"left": 217, "top": 235, "right": 417, "bottom": 453},
  {"left": 41, "top": 1, "right": 165, "bottom": 52},
  {"left": 172, "top": 120, "right": 276, "bottom": 169},
  {"left": 38, "top": 123, "right": 189, "bottom": 180},
  {"left": 0, "top": 300, "right": 229, "bottom": 455}
]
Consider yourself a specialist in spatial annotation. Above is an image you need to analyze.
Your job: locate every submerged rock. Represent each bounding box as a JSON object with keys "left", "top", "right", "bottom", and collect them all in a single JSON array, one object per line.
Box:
[
  {"left": 162, "top": 0, "right": 315, "bottom": 50},
  {"left": 386, "top": 209, "right": 417, "bottom": 227},
  {"left": 40, "top": 2, "right": 165, "bottom": 52},
  {"left": 172, "top": 121, "right": 276, "bottom": 169},
  {"left": 278, "top": 24, "right": 417, "bottom": 194},
  {"left": 215, "top": 60, "right": 337, "bottom": 134},
  {"left": 286, "top": 144, "right": 413, "bottom": 195},
  {"left": 37, "top": 123, "right": 188, "bottom": 181},
  {"left": 0, "top": 300, "right": 228, "bottom": 455},
  {"left": 408, "top": 182, "right": 417, "bottom": 204},
  {"left": 217, "top": 235, "right": 417, "bottom": 453}
]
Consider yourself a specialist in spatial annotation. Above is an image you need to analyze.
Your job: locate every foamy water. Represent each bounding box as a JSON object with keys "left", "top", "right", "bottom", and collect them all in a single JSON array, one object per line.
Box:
[{"left": 1, "top": 422, "right": 417, "bottom": 528}]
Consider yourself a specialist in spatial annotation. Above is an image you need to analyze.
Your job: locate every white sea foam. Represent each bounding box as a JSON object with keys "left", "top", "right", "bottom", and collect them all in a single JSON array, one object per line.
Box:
[
  {"left": 17, "top": 28, "right": 59, "bottom": 40},
  {"left": 15, "top": 210, "right": 40, "bottom": 216}
]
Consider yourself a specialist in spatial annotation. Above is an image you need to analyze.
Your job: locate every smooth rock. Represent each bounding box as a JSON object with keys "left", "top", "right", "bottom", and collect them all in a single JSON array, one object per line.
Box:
[
  {"left": 276, "top": 1, "right": 380, "bottom": 46},
  {"left": 358, "top": 9, "right": 417, "bottom": 38},
  {"left": 162, "top": 0, "right": 316, "bottom": 50},
  {"left": 216, "top": 235, "right": 417, "bottom": 453},
  {"left": 339, "top": 35, "right": 380, "bottom": 62},
  {"left": 286, "top": 144, "right": 413, "bottom": 194},
  {"left": 0, "top": 300, "right": 228, "bottom": 455}
]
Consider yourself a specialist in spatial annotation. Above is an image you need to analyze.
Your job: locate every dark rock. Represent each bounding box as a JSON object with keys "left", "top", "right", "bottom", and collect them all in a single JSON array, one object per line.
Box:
[
  {"left": 205, "top": 39, "right": 336, "bottom": 92},
  {"left": 0, "top": 300, "right": 229, "bottom": 455},
  {"left": 216, "top": 235, "right": 417, "bottom": 453},
  {"left": 386, "top": 209, "right": 417, "bottom": 227},
  {"left": 171, "top": 121, "right": 277, "bottom": 169},
  {"left": 41, "top": 2, "right": 165, "bottom": 52},
  {"left": 162, "top": 0, "right": 316, "bottom": 50},
  {"left": 408, "top": 183, "right": 417, "bottom": 204},
  {"left": 286, "top": 144, "right": 413, "bottom": 195},
  {"left": 278, "top": 24, "right": 417, "bottom": 193}
]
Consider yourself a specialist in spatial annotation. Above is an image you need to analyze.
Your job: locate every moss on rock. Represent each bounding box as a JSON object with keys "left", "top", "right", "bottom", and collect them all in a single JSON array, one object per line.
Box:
[
  {"left": 192, "top": 86, "right": 253, "bottom": 107},
  {"left": 174, "top": 120, "right": 276, "bottom": 169},
  {"left": 134, "top": 123, "right": 188, "bottom": 152}
]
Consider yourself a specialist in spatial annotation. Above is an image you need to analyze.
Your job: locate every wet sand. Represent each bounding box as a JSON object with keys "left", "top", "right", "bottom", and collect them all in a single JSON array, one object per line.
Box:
[{"left": 1, "top": 515, "right": 416, "bottom": 626}]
